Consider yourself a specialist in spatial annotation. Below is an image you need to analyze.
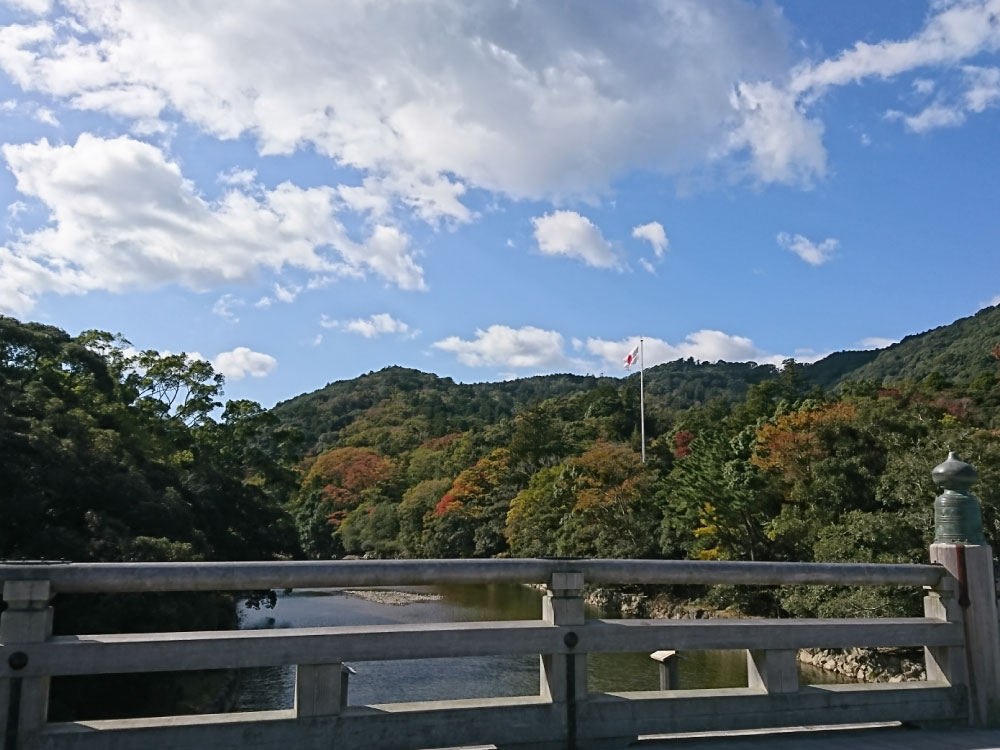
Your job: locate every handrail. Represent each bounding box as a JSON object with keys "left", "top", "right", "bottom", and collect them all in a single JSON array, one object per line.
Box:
[
  {"left": 0, "top": 617, "right": 963, "bottom": 678},
  {"left": 0, "top": 558, "right": 947, "bottom": 593},
  {"left": 0, "top": 555, "right": 980, "bottom": 748}
]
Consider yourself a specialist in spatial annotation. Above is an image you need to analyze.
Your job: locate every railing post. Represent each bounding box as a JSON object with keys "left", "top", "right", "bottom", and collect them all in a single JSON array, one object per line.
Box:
[
  {"left": 1, "top": 580, "right": 53, "bottom": 749},
  {"left": 539, "top": 571, "right": 587, "bottom": 749},
  {"left": 649, "top": 650, "right": 679, "bottom": 690},
  {"left": 929, "top": 452, "right": 1000, "bottom": 726},
  {"left": 924, "top": 575, "right": 968, "bottom": 687},
  {"left": 295, "top": 663, "right": 349, "bottom": 717},
  {"left": 746, "top": 649, "right": 798, "bottom": 694},
  {"left": 540, "top": 571, "right": 586, "bottom": 703}
]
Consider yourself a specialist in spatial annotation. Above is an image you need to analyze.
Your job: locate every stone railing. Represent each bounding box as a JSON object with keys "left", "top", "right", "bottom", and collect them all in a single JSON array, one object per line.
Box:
[{"left": 0, "top": 454, "right": 997, "bottom": 750}]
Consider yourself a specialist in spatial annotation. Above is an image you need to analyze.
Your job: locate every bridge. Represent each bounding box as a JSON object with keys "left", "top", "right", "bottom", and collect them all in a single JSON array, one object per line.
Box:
[{"left": 1, "top": 454, "right": 998, "bottom": 750}]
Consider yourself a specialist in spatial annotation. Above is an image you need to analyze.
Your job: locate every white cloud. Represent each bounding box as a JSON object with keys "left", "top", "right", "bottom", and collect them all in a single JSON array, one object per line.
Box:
[
  {"left": 273, "top": 283, "right": 301, "bottom": 304},
  {"left": 777, "top": 232, "right": 838, "bottom": 266},
  {"left": 963, "top": 65, "right": 1000, "bottom": 112},
  {"left": 727, "top": 81, "right": 827, "bottom": 186},
  {"left": 632, "top": 221, "right": 669, "bottom": 258},
  {"left": 4, "top": 1, "right": 996, "bottom": 212},
  {"left": 336, "top": 179, "right": 391, "bottom": 219},
  {"left": 211, "top": 293, "right": 243, "bottom": 323},
  {"left": 3, "top": 0, "right": 51, "bottom": 14},
  {"left": 434, "top": 325, "right": 581, "bottom": 370},
  {"left": 32, "top": 105, "right": 57, "bottom": 126},
  {"left": 323, "top": 312, "right": 415, "bottom": 339},
  {"left": 0, "top": 0, "right": 792, "bottom": 211},
  {"left": 898, "top": 104, "right": 966, "bottom": 132},
  {"left": 212, "top": 347, "right": 277, "bottom": 380},
  {"left": 790, "top": 2, "right": 1000, "bottom": 93},
  {"left": 638, "top": 258, "right": 656, "bottom": 275},
  {"left": 728, "top": 0, "right": 1000, "bottom": 183},
  {"left": 886, "top": 66, "right": 999, "bottom": 133},
  {"left": 860, "top": 336, "right": 898, "bottom": 349},
  {"left": 587, "top": 330, "right": 790, "bottom": 370},
  {"left": 980, "top": 295, "right": 1000, "bottom": 309},
  {"left": 218, "top": 167, "right": 257, "bottom": 188},
  {"left": 531, "top": 210, "right": 618, "bottom": 269},
  {"left": 0, "top": 134, "right": 426, "bottom": 314},
  {"left": 913, "top": 78, "right": 935, "bottom": 95}
]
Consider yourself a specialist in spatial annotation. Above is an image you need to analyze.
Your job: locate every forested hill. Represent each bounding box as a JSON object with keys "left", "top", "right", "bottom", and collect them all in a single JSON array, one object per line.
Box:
[
  {"left": 830, "top": 304, "right": 1000, "bottom": 387},
  {"left": 271, "top": 303, "right": 1000, "bottom": 455},
  {"left": 271, "top": 359, "right": 795, "bottom": 455},
  {"left": 270, "top": 367, "right": 616, "bottom": 456}
]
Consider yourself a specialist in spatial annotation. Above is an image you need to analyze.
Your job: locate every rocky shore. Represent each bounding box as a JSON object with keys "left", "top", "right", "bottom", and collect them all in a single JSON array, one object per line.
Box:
[
  {"left": 340, "top": 589, "right": 443, "bottom": 605},
  {"left": 584, "top": 587, "right": 926, "bottom": 682}
]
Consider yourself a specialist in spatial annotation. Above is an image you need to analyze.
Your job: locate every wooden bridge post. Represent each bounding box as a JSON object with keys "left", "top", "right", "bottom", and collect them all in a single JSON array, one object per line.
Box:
[
  {"left": 928, "top": 453, "right": 1000, "bottom": 726},
  {"left": 1, "top": 579, "right": 53, "bottom": 749}
]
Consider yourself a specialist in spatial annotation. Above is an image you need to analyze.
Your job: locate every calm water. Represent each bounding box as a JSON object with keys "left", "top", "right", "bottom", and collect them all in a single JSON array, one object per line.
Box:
[{"left": 233, "top": 584, "right": 848, "bottom": 710}]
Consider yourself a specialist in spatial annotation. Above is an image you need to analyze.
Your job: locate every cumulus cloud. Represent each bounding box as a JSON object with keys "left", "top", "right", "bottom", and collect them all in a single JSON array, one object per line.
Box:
[
  {"left": 0, "top": 0, "right": 792, "bottom": 210},
  {"left": 726, "top": 81, "right": 826, "bottom": 186},
  {"left": 777, "top": 232, "right": 838, "bottom": 266},
  {"left": 212, "top": 347, "right": 277, "bottom": 380},
  {"left": 0, "top": 134, "right": 426, "bottom": 314},
  {"left": 2, "top": 1, "right": 995, "bottom": 213},
  {"left": 532, "top": 211, "right": 618, "bottom": 269},
  {"left": 435, "top": 324, "right": 816, "bottom": 373},
  {"left": 586, "top": 330, "right": 791, "bottom": 370},
  {"left": 433, "top": 325, "right": 582, "bottom": 370},
  {"left": 632, "top": 221, "right": 668, "bottom": 258},
  {"left": 321, "top": 312, "right": 415, "bottom": 339}
]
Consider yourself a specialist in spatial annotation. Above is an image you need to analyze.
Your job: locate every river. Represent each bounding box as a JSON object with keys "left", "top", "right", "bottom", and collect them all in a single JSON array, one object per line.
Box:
[{"left": 233, "top": 584, "right": 849, "bottom": 710}]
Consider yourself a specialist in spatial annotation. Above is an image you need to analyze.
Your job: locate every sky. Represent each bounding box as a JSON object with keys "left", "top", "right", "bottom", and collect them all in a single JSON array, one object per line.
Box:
[{"left": 0, "top": 0, "right": 999, "bottom": 408}]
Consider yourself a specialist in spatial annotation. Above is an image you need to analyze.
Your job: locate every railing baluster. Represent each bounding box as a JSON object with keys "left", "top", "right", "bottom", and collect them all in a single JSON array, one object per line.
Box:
[
  {"left": 539, "top": 570, "right": 585, "bottom": 704},
  {"left": 747, "top": 649, "right": 798, "bottom": 694},
  {"left": 294, "top": 662, "right": 348, "bottom": 717},
  {"left": 924, "top": 575, "right": 968, "bottom": 689}
]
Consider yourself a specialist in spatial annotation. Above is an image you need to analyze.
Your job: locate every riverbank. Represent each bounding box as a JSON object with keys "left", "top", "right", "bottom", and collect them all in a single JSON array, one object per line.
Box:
[{"left": 585, "top": 587, "right": 926, "bottom": 682}]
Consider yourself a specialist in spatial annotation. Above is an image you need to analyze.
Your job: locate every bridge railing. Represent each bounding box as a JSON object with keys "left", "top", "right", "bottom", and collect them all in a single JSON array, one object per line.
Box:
[{"left": 0, "top": 557, "right": 979, "bottom": 750}]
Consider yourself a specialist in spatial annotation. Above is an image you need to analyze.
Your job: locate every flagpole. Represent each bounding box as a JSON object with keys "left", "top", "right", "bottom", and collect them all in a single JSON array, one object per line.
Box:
[{"left": 639, "top": 338, "right": 646, "bottom": 463}]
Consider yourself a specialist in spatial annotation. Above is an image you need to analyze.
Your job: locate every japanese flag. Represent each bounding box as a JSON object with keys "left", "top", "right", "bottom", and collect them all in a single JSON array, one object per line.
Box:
[{"left": 623, "top": 344, "right": 640, "bottom": 369}]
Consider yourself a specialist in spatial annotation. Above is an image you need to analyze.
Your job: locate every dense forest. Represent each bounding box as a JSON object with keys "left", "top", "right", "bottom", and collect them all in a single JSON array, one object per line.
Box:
[
  {"left": 0, "top": 317, "right": 300, "bottom": 717},
  {"left": 4, "top": 304, "right": 1000, "bottom": 639}
]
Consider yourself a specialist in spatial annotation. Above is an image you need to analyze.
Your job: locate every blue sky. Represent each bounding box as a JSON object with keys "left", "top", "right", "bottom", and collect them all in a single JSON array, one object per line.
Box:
[{"left": 1, "top": 0, "right": 998, "bottom": 408}]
